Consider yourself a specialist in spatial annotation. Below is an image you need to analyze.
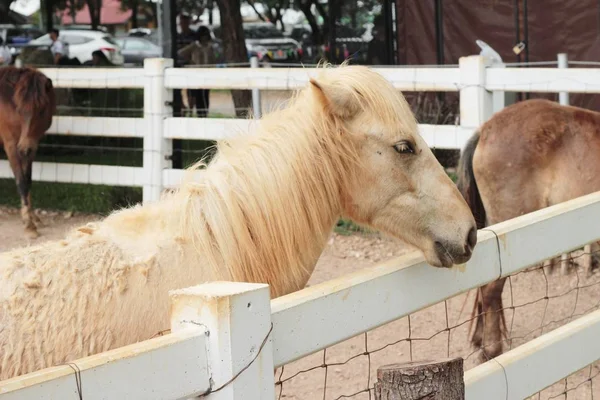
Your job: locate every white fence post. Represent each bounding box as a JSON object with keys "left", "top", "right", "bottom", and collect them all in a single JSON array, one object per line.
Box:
[
  {"left": 558, "top": 53, "right": 569, "bottom": 106},
  {"left": 143, "top": 57, "right": 173, "bottom": 203},
  {"left": 459, "top": 55, "right": 494, "bottom": 131},
  {"left": 491, "top": 67, "right": 507, "bottom": 114},
  {"left": 250, "top": 56, "right": 262, "bottom": 119},
  {"left": 170, "top": 281, "right": 275, "bottom": 399}
]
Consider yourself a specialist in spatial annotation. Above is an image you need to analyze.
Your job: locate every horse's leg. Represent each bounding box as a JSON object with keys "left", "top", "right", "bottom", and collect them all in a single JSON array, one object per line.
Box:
[
  {"left": 586, "top": 241, "right": 600, "bottom": 275},
  {"left": 471, "top": 277, "right": 508, "bottom": 364},
  {"left": 470, "top": 288, "right": 484, "bottom": 349},
  {"left": 19, "top": 151, "right": 39, "bottom": 238},
  {"left": 5, "top": 143, "right": 38, "bottom": 238},
  {"left": 560, "top": 253, "right": 570, "bottom": 275},
  {"left": 17, "top": 118, "right": 41, "bottom": 237},
  {"left": 23, "top": 155, "right": 43, "bottom": 227}
]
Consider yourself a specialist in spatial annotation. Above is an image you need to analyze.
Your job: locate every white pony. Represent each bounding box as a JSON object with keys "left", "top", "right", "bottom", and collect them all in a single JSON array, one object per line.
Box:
[{"left": 0, "top": 63, "right": 477, "bottom": 380}]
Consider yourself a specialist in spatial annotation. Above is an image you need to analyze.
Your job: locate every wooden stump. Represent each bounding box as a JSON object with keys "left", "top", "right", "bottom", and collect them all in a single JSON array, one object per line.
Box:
[{"left": 373, "top": 357, "right": 464, "bottom": 400}]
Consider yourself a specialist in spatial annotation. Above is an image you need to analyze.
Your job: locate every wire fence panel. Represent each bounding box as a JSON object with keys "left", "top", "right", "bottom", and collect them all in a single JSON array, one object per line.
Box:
[{"left": 273, "top": 247, "right": 600, "bottom": 400}]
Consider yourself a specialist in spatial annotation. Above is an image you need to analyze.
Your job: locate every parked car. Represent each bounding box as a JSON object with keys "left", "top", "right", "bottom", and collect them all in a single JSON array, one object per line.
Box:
[
  {"left": 127, "top": 28, "right": 160, "bottom": 46},
  {"left": 24, "top": 29, "right": 124, "bottom": 65},
  {"left": 0, "top": 24, "right": 44, "bottom": 63},
  {"left": 115, "top": 36, "right": 162, "bottom": 66},
  {"left": 212, "top": 22, "right": 302, "bottom": 65},
  {"left": 287, "top": 23, "right": 369, "bottom": 64}
]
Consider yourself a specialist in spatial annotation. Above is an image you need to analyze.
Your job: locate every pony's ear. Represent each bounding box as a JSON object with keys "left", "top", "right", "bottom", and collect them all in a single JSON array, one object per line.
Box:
[{"left": 309, "top": 78, "right": 361, "bottom": 118}]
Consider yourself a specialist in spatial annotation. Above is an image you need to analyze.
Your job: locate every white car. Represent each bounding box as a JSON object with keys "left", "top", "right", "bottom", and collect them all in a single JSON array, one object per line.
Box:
[{"left": 26, "top": 29, "right": 125, "bottom": 65}]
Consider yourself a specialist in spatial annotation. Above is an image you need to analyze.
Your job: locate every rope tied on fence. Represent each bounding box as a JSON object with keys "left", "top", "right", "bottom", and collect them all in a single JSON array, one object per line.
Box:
[
  {"left": 481, "top": 227, "right": 504, "bottom": 279},
  {"left": 199, "top": 322, "right": 274, "bottom": 398},
  {"left": 65, "top": 362, "right": 83, "bottom": 400}
]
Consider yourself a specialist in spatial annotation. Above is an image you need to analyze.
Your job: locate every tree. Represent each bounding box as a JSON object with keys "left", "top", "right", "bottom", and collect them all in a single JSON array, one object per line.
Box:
[
  {"left": 293, "top": 0, "right": 380, "bottom": 45},
  {"left": 0, "top": 0, "right": 15, "bottom": 22},
  {"left": 215, "top": 0, "right": 252, "bottom": 117},
  {"left": 119, "top": 0, "right": 162, "bottom": 29},
  {"left": 86, "top": 0, "right": 101, "bottom": 29},
  {"left": 246, "top": 0, "right": 289, "bottom": 30},
  {"left": 178, "top": 0, "right": 207, "bottom": 17},
  {"left": 54, "top": 0, "right": 87, "bottom": 25}
]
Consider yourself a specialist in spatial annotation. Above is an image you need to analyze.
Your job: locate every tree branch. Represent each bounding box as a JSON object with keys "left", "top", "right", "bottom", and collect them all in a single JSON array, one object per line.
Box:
[
  {"left": 314, "top": 0, "right": 328, "bottom": 25},
  {"left": 246, "top": 0, "right": 267, "bottom": 22}
]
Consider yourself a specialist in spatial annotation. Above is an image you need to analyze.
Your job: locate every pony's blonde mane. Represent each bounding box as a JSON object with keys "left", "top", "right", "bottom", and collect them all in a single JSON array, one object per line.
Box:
[{"left": 163, "top": 63, "right": 414, "bottom": 297}]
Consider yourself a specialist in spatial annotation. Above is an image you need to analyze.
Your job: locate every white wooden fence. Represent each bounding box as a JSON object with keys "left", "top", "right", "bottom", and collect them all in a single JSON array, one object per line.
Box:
[
  {"left": 0, "top": 55, "right": 507, "bottom": 203},
  {"left": 2, "top": 187, "right": 600, "bottom": 399},
  {"left": 1, "top": 55, "right": 588, "bottom": 204}
]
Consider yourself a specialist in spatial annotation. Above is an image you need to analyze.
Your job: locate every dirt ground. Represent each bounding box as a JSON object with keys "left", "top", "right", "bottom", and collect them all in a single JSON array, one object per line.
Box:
[{"left": 1, "top": 207, "right": 600, "bottom": 399}]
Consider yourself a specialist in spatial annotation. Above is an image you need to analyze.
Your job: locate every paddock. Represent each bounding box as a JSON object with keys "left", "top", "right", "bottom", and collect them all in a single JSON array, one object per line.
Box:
[{"left": 1, "top": 56, "right": 600, "bottom": 399}]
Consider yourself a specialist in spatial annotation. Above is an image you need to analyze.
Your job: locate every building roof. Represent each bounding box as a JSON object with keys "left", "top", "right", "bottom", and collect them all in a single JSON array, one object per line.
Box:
[{"left": 58, "top": 0, "right": 132, "bottom": 26}]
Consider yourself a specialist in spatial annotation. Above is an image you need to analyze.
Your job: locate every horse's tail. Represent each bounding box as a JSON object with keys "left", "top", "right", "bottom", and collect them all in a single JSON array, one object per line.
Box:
[
  {"left": 456, "top": 130, "right": 486, "bottom": 230},
  {"left": 457, "top": 131, "right": 487, "bottom": 339},
  {"left": 456, "top": 131, "right": 508, "bottom": 347},
  {"left": 14, "top": 68, "right": 55, "bottom": 116}
]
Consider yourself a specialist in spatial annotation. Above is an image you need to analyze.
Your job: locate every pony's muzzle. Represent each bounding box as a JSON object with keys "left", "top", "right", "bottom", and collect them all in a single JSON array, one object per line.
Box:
[
  {"left": 466, "top": 226, "right": 478, "bottom": 253},
  {"left": 433, "top": 226, "right": 477, "bottom": 268}
]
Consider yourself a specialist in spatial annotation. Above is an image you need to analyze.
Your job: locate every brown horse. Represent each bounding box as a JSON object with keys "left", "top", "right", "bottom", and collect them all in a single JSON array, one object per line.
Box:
[
  {"left": 0, "top": 66, "right": 56, "bottom": 238},
  {"left": 457, "top": 98, "right": 600, "bottom": 364}
]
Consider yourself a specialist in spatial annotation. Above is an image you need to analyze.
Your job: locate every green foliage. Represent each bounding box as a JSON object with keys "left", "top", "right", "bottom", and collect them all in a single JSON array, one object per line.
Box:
[
  {"left": 29, "top": 10, "right": 41, "bottom": 26},
  {"left": 447, "top": 171, "right": 458, "bottom": 183},
  {"left": 334, "top": 218, "right": 372, "bottom": 236},
  {"left": 0, "top": 179, "right": 142, "bottom": 214}
]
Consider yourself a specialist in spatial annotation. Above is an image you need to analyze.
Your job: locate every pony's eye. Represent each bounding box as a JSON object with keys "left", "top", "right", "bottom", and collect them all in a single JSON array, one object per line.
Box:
[{"left": 393, "top": 141, "right": 415, "bottom": 154}]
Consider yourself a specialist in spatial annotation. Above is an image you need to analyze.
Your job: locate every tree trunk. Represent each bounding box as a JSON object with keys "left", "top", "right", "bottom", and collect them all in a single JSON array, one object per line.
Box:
[
  {"left": 44, "top": 0, "right": 54, "bottom": 31},
  {"left": 374, "top": 358, "right": 465, "bottom": 400},
  {"left": 215, "top": 0, "right": 252, "bottom": 117},
  {"left": 69, "top": 0, "right": 77, "bottom": 24},
  {"left": 150, "top": 2, "right": 157, "bottom": 27},
  {"left": 298, "top": 0, "right": 322, "bottom": 45},
  {"left": 87, "top": 0, "right": 101, "bottom": 29},
  {"left": 131, "top": 0, "right": 138, "bottom": 29}
]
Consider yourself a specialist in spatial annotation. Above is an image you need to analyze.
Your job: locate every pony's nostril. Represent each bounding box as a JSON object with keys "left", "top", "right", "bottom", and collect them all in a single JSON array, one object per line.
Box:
[
  {"left": 467, "top": 227, "right": 477, "bottom": 250},
  {"left": 434, "top": 241, "right": 445, "bottom": 253}
]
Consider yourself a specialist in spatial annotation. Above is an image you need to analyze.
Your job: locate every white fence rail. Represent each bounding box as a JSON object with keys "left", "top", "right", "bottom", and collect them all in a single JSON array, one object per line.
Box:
[
  {"left": 2, "top": 189, "right": 600, "bottom": 399},
  {"left": 465, "top": 308, "right": 600, "bottom": 399},
  {"left": 0, "top": 328, "right": 211, "bottom": 400},
  {"left": 5, "top": 54, "right": 592, "bottom": 203},
  {"left": 2, "top": 54, "right": 581, "bottom": 203}
]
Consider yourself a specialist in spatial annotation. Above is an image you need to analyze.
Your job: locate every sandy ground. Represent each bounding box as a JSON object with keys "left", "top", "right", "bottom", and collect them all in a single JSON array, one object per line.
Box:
[{"left": 1, "top": 206, "right": 600, "bottom": 399}]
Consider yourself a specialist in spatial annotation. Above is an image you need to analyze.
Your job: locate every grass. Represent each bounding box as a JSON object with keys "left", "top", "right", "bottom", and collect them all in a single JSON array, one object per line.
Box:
[
  {"left": 447, "top": 171, "right": 458, "bottom": 183},
  {"left": 334, "top": 218, "right": 373, "bottom": 236},
  {"left": 0, "top": 179, "right": 142, "bottom": 214}
]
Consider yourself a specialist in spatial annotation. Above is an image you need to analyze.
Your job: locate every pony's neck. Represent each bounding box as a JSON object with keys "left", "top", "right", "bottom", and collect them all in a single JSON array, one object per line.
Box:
[{"left": 177, "top": 95, "right": 357, "bottom": 297}]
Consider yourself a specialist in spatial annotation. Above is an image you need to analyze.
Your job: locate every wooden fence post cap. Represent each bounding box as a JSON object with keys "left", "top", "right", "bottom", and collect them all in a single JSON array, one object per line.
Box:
[
  {"left": 374, "top": 357, "right": 465, "bottom": 400},
  {"left": 377, "top": 357, "right": 464, "bottom": 373}
]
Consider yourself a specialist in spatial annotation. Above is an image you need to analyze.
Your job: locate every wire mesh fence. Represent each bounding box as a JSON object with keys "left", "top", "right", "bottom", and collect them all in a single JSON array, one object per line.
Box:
[{"left": 273, "top": 244, "right": 600, "bottom": 400}]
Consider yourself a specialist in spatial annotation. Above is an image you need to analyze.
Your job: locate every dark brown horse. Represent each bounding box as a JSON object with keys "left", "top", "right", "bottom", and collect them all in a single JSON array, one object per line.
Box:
[
  {"left": 0, "top": 66, "right": 56, "bottom": 238},
  {"left": 457, "top": 98, "right": 600, "bottom": 363}
]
